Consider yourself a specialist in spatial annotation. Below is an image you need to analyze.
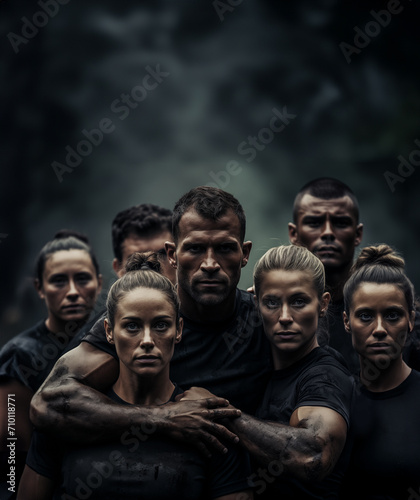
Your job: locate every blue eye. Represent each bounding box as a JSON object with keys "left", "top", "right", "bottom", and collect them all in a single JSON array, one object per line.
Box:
[
  {"left": 264, "top": 299, "right": 279, "bottom": 309},
  {"left": 125, "top": 322, "right": 138, "bottom": 331},
  {"left": 358, "top": 312, "right": 372, "bottom": 322},
  {"left": 154, "top": 321, "right": 169, "bottom": 331},
  {"left": 292, "top": 298, "right": 306, "bottom": 308}
]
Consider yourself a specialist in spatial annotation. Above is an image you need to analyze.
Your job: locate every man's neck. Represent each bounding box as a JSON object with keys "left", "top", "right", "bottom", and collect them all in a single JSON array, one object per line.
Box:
[
  {"left": 178, "top": 289, "right": 237, "bottom": 323},
  {"left": 325, "top": 266, "right": 351, "bottom": 303}
]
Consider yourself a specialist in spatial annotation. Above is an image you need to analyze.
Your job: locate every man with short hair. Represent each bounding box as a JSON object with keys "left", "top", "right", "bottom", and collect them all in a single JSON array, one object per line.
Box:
[
  {"left": 111, "top": 203, "right": 175, "bottom": 283},
  {"left": 31, "top": 187, "right": 271, "bottom": 456},
  {"left": 288, "top": 177, "right": 363, "bottom": 374},
  {"left": 287, "top": 176, "right": 420, "bottom": 374},
  {"left": 63, "top": 203, "right": 177, "bottom": 352}
]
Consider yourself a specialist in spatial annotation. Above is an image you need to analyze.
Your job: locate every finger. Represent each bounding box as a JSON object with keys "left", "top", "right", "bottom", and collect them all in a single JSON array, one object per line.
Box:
[
  {"left": 192, "top": 438, "right": 213, "bottom": 459},
  {"left": 200, "top": 430, "right": 230, "bottom": 455},
  {"left": 208, "top": 421, "right": 240, "bottom": 444},
  {"left": 205, "top": 396, "right": 230, "bottom": 408}
]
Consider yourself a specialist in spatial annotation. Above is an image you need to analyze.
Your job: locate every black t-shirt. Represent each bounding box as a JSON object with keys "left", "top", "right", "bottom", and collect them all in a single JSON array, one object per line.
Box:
[
  {"left": 0, "top": 320, "right": 77, "bottom": 392},
  {"left": 340, "top": 370, "right": 420, "bottom": 500},
  {"left": 61, "top": 309, "right": 106, "bottom": 355},
  {"left": 321, "top": 300, "right": 360, "bottom": 376},
  {"left": 254, "top": 347, "right": 355, "bottom": 500},
  {"left": 26, "top": 385, "right": 252, "bottom": 499},
  {"left": 82, "top": 289, "right": 273, "bottom": 415}
]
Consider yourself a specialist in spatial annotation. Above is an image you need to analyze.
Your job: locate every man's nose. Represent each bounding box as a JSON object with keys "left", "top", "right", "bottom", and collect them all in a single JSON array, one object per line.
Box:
[
  {"left": 320, "top": 220, "right": 335, "bottom": 240},
  {"left": 200, "top": 249, "right": 220, "bottom": 273}
]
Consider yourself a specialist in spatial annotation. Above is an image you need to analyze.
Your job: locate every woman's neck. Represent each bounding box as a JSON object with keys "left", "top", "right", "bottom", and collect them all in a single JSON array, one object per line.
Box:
[
  {"left": 360, "top": 357, "right": 411, "bottom": 392},
  {"left": 113, "top": 367, "right": 175, "bottom": 405},
  {"left": 45, "top": 316, "right": 84, "bottom": 336},
  {"left": 272, "top": 337, "right": 319, "bottom": 371}
]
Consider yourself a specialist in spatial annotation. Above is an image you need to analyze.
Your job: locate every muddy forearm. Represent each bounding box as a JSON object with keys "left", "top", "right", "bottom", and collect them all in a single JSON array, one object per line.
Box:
[
  {"left": 30, "top": 376, "right": 165, "bottom": 444},
  {"left": 229, "top": 414, "right": 325, "bottom": 482}
]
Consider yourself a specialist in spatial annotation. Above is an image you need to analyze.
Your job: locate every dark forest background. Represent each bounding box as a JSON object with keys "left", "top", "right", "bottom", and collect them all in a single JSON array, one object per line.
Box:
[{"left": 1, "top": 0, "right": 419, "bottom": 347}]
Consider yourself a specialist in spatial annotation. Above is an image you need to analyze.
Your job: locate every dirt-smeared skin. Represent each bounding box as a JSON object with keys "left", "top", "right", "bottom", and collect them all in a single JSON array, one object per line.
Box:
[
  {"left": 30, "top": 345, "right": 240, "bottom": 454},
  {"left": 228, "top": 406, "right": 347, "bottom": 483}
]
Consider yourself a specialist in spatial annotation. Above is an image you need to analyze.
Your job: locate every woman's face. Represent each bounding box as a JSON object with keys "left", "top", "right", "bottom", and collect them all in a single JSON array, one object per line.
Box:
[
  {"left": 257, "top": 269, "right": 329, "bottom": 368},
  {"left": 344, "top": 282, "right": 414, "bottom": 364},
  {"left": 37, "top": 249, "right": 101, "bottom": 330},
  {"left": 106, "top": 287, "right": 182, "bottom": 379}
]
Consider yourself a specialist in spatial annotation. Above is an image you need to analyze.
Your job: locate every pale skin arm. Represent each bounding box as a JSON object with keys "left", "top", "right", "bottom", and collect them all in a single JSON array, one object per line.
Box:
[
  {"left": 181, "top": 388, "right": 347, "bottom": 483},
  {"left": 30, "top": 342, "right": 241, "bottom": 456}
]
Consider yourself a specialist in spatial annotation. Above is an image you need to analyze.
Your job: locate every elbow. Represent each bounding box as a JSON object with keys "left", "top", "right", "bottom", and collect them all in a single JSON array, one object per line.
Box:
[
  {"left": 302, "top": 454, "right": 330, "bottom": 482},
  {"left": 286, "top": 439, "right": 334, "bottom": 483},
  {"left": 299, "top": 446, "right": 338, "bottom": 483}
]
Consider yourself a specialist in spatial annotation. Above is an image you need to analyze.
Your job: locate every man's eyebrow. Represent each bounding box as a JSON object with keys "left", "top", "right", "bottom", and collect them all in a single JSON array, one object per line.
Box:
[{"left": 301, "top": 215, "right": 324, "bottom": 220}]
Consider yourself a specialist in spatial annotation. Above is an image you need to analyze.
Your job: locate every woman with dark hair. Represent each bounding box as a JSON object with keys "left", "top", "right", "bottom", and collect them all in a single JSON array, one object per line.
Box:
[
  {"left": 339, "top": 244, "right": 420, "bottom": 499},
  {"left": 17, "top": 252, "right": 253, "bottom": 500},
  {"left": 0, "top": 231, "right": 102, "bottom": 498}
]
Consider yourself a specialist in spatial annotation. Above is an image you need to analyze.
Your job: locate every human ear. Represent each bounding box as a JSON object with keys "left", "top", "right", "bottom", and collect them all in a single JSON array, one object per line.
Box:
[
  {"left": 288, "top": 223, "right": 298, "bottom": 244},
  {"left": 343, "top": 311, "right": 351, "bottom": 334},
  {"left": 175, "top": 317, "right": 183, "bottom": 344},
  {"left": 112, "top": 258, "right": 124, "bottom": 278},
  {"left": 319, "top": 292, "right": 330, "bottom": 317},
  {"left": 241, "top": 241, "right": 252, "bottom": 267},
  {"left": 104, "top": 318, "right": 114, "bottom": 344},
  {"left": 34, "top": 279, "right": 45, "bottom": 299},
  {"left": 96, "top": 274, "right": 103, "bottom": 294},
  {"left": 165, "top": 242, "right": 177, "bottom": 269},
  {"left": 408, "top": 310, "right": 416, "bottom": 333},
  {"left": 354, "top": 223, "right": 364, "bottom": 247}
]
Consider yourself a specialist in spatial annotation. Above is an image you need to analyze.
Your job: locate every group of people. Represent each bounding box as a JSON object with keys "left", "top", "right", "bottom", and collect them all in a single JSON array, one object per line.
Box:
[{"left": 1, "top": 178, "right": 419, "bottom": 499}]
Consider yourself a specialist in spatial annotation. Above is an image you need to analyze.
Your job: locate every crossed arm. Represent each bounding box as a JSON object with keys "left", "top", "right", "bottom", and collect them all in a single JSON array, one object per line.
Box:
[
  {"left": 30, "top": 342, "right": 241, "bottom": 456},
  {"left": 181, "top": 387, "right": 348, "bottom": 483},
  {"left": 22, "top": 342, "right": 248, "bottom": 500}
]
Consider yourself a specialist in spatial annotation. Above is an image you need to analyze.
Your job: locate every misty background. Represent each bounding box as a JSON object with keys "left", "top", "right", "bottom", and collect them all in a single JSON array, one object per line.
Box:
[{"left": 1, "top": 0, "right": 420, "bottom": 347}]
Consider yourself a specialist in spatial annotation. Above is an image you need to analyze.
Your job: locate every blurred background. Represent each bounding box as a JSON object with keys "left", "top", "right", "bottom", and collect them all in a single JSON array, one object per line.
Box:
[{"left": 1, "top": 0, "right": 419, "bottom": 346}]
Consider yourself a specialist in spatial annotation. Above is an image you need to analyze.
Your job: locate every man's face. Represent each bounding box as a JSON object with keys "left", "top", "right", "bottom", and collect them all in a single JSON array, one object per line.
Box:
[
  {"left": 113, "top": 230, "right": 176, "bottom": 284},
  {"left": 166, "top": 209, "right": 252, "bottom": 307},
  {"left": 288, "top": 194, "right": 363, "bottom": 272}
]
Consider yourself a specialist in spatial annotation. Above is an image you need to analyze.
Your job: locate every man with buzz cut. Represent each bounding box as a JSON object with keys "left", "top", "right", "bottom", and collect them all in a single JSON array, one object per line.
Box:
[
  {"left": 30, "top": 186, "right": 272, "bottom": 458},
  {"left": 288, "top": 177, "right": 364, "bottom": 374},
  {"left": 288, "top": 176, "right": 420, "bottom": 374}
]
